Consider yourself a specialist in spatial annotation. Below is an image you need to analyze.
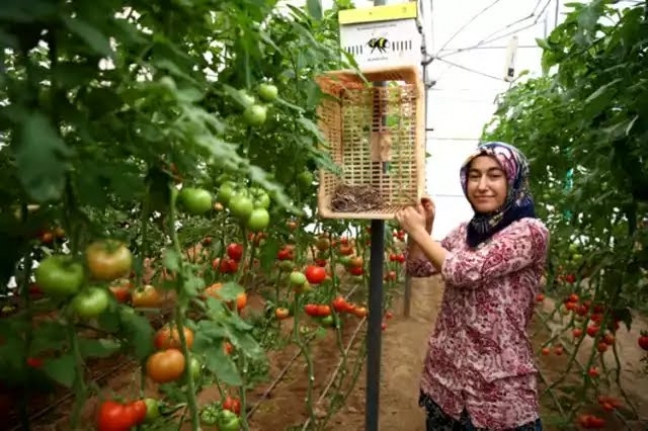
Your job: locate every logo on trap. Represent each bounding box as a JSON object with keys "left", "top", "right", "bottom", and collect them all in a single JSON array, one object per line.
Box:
[{"left": 367, "top": 37, "right": 389, "bottom": 54}]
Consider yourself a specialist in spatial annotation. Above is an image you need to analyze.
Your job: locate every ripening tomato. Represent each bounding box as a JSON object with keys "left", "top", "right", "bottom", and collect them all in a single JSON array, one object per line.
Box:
[
  {"left": 315, "top": 237, "right": 330, "bottom": 252},
  {"left": 146, "top": 349, "right": 186, "bottom": 384},
  {"left": 132, "top": 285, "right": 163, "bottom": 308},
  {"left": 275, "top": 307, "right": 290, "bottom": 320},
  {"left": 154, "top": 326, "right": 194, "bottom": 350},
  {"left": 572, "top": 328, "right": 583, "bottom": 338},
  {"left": 353, "top": 306, "right": 368, "bottom": 318},
  {"left": 86, "top": 240, "right": 133, "bottom": 282},
  {"left": 349, "top": 256, "right": 363, "bottom": 267},
  {"left": 588, "top": 367, "right": 599, "bottom": 378},
  {"left": 338, "top": 244, "right": 354, "bottom": 256},
  {"left": 109, "top": 284, "right": 131, "bottom": 303}
]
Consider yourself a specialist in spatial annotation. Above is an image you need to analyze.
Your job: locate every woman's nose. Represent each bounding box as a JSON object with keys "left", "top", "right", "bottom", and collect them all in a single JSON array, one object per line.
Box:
[{"left": 477, "top": 176, "right": 489, "bottom": 190}]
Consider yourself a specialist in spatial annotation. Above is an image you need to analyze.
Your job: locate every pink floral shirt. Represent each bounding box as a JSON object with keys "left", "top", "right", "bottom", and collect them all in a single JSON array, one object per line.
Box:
[{"left": 406, "top": 218, "right": 549, "bottom": 430}]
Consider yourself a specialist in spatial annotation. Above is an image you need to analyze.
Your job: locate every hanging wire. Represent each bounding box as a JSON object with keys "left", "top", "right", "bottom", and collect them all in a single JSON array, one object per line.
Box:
[
  {"left": 437, "top": 0, "right": 553, "bottom": 59},
  {"left": 433, "top": 0, "right": 504, "bottom": 56}
]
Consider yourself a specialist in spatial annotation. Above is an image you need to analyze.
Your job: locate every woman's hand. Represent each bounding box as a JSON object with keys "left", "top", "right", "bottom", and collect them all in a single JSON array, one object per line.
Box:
[
  {"left": 421, "top": 196, "right": 435, "bottom": 233},
  {"left": 395, "top": 202, "right": 428, "bottom": 236}
]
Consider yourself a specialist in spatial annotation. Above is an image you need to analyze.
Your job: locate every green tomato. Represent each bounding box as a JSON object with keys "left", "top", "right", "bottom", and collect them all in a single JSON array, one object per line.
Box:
[
  {"left": 278, "top": 261, "right": 294, "bottom": 272},
  {"left": 238, "top": 90, "right": 255, "bottom": 108},
  {"left": 144, "top": 398, "right": 160, "bottom": 422},
  {"left": 258, "top": 83, "right": 278, "bottom": 102},
  {"left": 297, "top": 171, "right": 314, "bottom": 189},
  {"left": 569, "top": 243, "right": 579, "bottom": 253},
  {"left": 178, "top": 187, "right": 213, "bottom": 215},
  {"left": 321, "top": 315, "right": 334, "bottom": 327},
  {"left": 72, "top": 287, "right": 110, "bottom": 319},
  {"left": 217, "top": 182, "right": 236, "bottom": 205},
  {"left": 35, "top": 255, "right": 84, "bottom": 298},
  {"left": 229, "top": 195, "right": 254, "bottom": 220},
  {"left": 218, "top": 410, "right": 241, "bottom": 431},
  {"left": 189, "top": 356, "right": 201, "bottom": 381},
  {"left": 289, "top": 271, "right": 306, "bottom": 286},
  {"left": 243, "top": 104, "right": 267, "bottom": 126},
  {"left": 200, "top": 407, "right": 220, "bottom": 426},
  {"left": 250, "top": 188, "right": 271, "bottom": 209},
  {"left": 246, "top": 208, "right": 270, "bottom": 232}
]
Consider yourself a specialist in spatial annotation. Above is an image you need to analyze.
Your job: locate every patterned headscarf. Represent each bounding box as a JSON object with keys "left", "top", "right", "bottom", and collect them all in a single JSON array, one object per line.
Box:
[{"left": 460, "top": 141, "right": 536, "bottom": 248}]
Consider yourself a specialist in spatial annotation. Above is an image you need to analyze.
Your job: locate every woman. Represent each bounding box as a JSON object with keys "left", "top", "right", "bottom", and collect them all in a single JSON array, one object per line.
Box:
[{"left": 396, "top": 141, "right": 548, "bottom": 431}]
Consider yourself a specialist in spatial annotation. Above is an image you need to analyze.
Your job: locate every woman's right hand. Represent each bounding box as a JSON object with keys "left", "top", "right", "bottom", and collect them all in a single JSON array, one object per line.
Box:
[{"left": 421, "top": 196, "right": 435, "bottom": 233}]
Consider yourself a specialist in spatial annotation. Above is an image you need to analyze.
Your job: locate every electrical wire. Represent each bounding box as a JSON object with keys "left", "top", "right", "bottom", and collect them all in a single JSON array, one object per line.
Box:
[
  {"left": 433, "top": 57, "right": 503, "bottom": 81},
  {"left": 433, "top": 0, "right": 503, "bottom": 56}
]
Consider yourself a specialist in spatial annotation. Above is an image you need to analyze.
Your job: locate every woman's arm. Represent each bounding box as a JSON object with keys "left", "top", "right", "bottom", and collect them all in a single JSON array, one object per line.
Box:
[
  {"left": 409, "top": 218, "right": 549, "bottom": 288},
  {"left": 407, "top": 226, "right": 448, "bottom": 273}
]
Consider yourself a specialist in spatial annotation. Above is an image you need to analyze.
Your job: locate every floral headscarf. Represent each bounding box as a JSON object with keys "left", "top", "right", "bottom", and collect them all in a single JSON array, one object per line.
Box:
[{"left": 460, "top": 141, "right": 536, "bottom": 248}]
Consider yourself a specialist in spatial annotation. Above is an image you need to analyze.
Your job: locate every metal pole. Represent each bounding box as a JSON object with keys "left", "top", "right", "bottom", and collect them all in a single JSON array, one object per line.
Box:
[
  {"left": 365, "top": 0, "right": 386, "bottom": 430},
  {"left": 366, "top": 219, "right": 384, "bottom": 431}
]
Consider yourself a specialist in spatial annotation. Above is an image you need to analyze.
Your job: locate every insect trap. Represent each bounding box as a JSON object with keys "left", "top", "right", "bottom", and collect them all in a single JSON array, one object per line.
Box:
[{"left": 315, "top": 3, "right": 426, "bottom": 220}]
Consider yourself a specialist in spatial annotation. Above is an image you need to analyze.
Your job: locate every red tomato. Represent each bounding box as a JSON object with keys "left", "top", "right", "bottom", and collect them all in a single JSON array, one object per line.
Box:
[
  {"left": 638, "top": 333, "right": 648, "bottom": 350},
  {"left": 572, "top": 328, "right": 583, "bottom": 338},
  {"left": 332, "top": 296, "right": 348, "bottom": 313},
  {"left": 222, "top": 396, "right": 241, "bottom": 415},
  {"left": 96, "top": 400, "right": 138, "bottom": 431},
  {"left": 586, "top": 325, "right": 599, "bottom": 337},
  {"left": 535, "top": 293, "right": 544, "bottom": 302},
  {"left": 317, "top": 304, "right": 331, "bottom": 317},
  {"left": 304, "top": 304, "right": 319, "bottom": 317},
  {"left": 277, "top": 247, "right": 294, "bottom": 261},
  {"left": 304, "top": 265, "right": 326, "bottom": 284},
  {"left": 349, "top": 266, "right": 364, "bottom": 276},
  {"left": 587, "top": 367, "right": 599, "bottom": 378},
  {"left": 226, "top": 243, "right": 244, "bottom": 262},
  {"left": 26, "top": 357, "right": 43, "bottom": 368}
]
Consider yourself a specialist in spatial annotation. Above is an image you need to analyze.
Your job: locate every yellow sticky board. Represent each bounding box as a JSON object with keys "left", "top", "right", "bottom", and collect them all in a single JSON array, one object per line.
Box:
[{"left": 338, "top": 2, "right": 418, "bottom": 25}]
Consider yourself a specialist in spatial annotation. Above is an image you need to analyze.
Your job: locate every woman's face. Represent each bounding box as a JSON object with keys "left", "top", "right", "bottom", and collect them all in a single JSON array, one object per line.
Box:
[{"left": 466, "top": 155, "right": 508, "bottom": 213}]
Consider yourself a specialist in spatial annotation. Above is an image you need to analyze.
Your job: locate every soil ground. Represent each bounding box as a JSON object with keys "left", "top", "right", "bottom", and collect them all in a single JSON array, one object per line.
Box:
[{"left": 6, "top": 276, "right": 648, "bottom": 431}]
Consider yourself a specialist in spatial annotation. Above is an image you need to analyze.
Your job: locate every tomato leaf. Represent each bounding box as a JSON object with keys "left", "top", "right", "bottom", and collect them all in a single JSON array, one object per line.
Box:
[
  {"left": 204, "top": 345, "right": 242, "bottom": 386},
  {"left": 226, "top": 327, "right": 263, "bottom": 359},
  {"left": 120, "top": 309, "right": 155, "bottom": 361},
  {"left": 258, "top": 237, "right": 280, "bottom": 272},
  {"left": 78, "top": 338, "right": 121, "bottom": 359},
  {"left": 219, "top": 282, "right": 244, "bottom": 301},
  {"left": 63, "top": 16, "right": 114, "bottom": 58},
  {"left": 14, "top": 112, "right": 71, "bottom": 203},
  {"left": 42, "top": 354, "right": 76, "bottom": 388},
  {"left": 162, "top": 249, "right": 181, "bottom": 273}
]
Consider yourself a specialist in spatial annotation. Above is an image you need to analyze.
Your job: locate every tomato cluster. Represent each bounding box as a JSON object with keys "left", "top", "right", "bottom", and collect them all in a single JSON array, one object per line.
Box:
[{"left": 96, "top": 398, "right": 158, "bottom": 431}]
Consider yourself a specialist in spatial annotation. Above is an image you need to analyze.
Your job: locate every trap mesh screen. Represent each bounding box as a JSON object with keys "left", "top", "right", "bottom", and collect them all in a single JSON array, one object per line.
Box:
[{"left": 317, "top": 68, "right": 423, "bottom": 219}]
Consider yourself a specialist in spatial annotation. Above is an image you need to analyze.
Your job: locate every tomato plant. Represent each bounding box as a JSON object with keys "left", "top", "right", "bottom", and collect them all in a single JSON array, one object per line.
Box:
[
  {"left": 0, "top": 0, "right": 410, "bottom": 429},
  {"left": 482, "top": 0, "right": 648, "bottom": 427}
]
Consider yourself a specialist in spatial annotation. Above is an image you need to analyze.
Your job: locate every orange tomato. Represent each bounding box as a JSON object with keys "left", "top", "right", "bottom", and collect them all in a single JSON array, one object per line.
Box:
[
  {"left": 154, "top": 326, "right": 194, "bottom": 350},
  {"left": 146, "top": 349, "right": 185, "bottom": 384}
]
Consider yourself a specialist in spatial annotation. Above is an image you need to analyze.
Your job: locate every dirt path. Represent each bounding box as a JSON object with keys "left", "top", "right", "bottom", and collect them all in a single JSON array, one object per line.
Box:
[{"left": 329, "top": 277, "right": 444, "bottom": 431}]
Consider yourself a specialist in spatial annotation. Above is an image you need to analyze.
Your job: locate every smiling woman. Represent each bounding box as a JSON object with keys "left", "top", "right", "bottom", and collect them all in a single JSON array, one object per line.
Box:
[{"left": 396, "top": 141, "right": 549, "bottom": 431}]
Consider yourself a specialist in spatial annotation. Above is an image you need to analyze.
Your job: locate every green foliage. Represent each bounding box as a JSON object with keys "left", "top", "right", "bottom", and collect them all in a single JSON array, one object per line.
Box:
[{"left": 483, "top": 0, "right": 648, "bottom": 312}]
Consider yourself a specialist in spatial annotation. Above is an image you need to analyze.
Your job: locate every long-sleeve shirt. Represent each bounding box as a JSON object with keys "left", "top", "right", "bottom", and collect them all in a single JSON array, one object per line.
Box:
[{"left": 406, "top": 218, "right": 549, "bottom": 429}]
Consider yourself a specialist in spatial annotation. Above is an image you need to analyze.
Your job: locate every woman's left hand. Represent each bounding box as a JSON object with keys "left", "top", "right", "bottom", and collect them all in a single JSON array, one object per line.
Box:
[{"left": 395, "top": 203, "right": 427, "bottom": 236}]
